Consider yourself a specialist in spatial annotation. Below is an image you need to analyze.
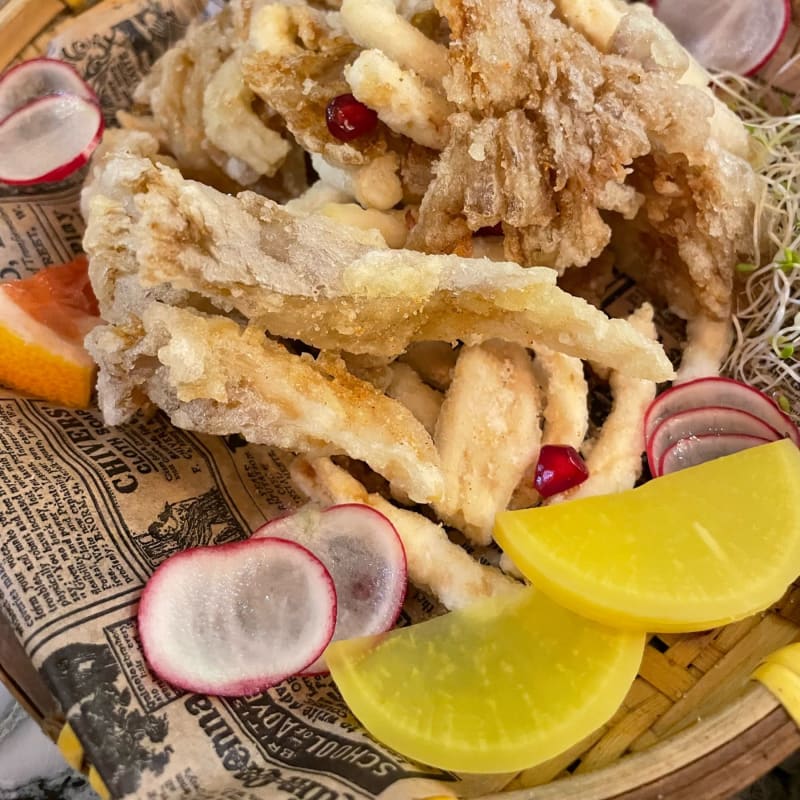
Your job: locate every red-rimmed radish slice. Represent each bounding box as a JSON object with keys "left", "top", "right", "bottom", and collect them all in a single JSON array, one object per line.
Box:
[
  {"left": 0, "top": 94, "right": 103, "bottom": 186},
  {"left": 254, "top": 503, "right": 407, "bottom": 674},
  {"left": 138, "top": 538, "right": 337, "bottom": 696},
  {"left": 654, "top": 0, "right": 790, "bottom": 76},
  {"left": 658, "top": 433, "right": 773, "bottom": 476},
  {"left": 0, "top": 58, "right": 96, "bottom": 123},
  {"left": 647, "top": 407, "right": 781, "bottom": 477},
  {"left": 644, "top": 377, "right": 800, "bottom": 447}
]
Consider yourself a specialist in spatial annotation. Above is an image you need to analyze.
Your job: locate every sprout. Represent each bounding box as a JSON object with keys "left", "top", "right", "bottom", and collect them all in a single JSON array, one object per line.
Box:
[{"left": 713, "top": 73, "right": 800, "bottom": 422}]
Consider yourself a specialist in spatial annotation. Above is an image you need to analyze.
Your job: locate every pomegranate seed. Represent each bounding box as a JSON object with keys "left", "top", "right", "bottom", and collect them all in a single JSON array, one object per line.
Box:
[
  {"left": 534, "top": 445, "right": 589, "bottom": 498},
  {"left": 325, "top": 93, "right": 378, "bottom": 142}
]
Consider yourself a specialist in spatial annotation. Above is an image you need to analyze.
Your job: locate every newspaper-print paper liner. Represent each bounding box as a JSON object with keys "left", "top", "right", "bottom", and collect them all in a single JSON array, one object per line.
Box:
[
  {"left": 0, "top": 2, "right": 516, "bottom": 797},
  {"left": 0, "top": 1, "right": 692, "bottom": 798}
]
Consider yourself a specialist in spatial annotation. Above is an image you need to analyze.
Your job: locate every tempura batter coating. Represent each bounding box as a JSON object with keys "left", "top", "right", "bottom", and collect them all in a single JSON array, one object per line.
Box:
[
  {"left": 86, "top": 304, "right": 444, "bottom": 504},
  {"left": 83, "top": 140, "right": 674, "bottom": 381},
  {"left": 408, "top": 0, "right": 757, "bottom": 319}
]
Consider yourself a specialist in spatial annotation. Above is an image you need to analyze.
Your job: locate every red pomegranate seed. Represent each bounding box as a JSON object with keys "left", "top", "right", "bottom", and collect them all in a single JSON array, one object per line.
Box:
[
  {"left": 534, "top": 445, "right": 589, "bottom": 498},
  {"left": 325, "top": 93, "right": 378, "bottom": 142}
]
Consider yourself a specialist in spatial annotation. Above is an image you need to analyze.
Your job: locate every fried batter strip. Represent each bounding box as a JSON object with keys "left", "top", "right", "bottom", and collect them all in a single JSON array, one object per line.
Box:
[
  {"left": 83, "top": 145, "right": 674, "bottom": 381},
  {"left": 550, "top": 303, "right": 658, "bottom": 502},
  {"left": 202, "top": 53, "right": 291, "bottom": 182},
  {"left": 675, "top": 315, "right": 733, "bottom": 383},
  {"left": 385, "top": 363, "right": 443, "bottom": 435},
  {"left": 241, "top": 5, "right": 387, "bottom": 169},
  {"left": 399, "top": 341, "right": 458, "bottom": 391},
  {"left": 409, "top": 0, "right": 757, "bottom": 319},
  {"left": 340, "top": 0, "right": 449, "bottom": 84},
  {"left": 130, "top": 6, "right": 241, "bottom": 185},
  {"left": 345, "top": 49, "right": 454, "bottom": 149},
  {"left": 434, "top": 341, "right": 542, "bottom": 545},
  {"left": 509, "top": 344, "right": 588, "bottom": 510},
  {"left": 290, "top": 456, "right": 523, "bottom": 609},
  {"left": 86, "top": 303, "right": 443, "bottom": 505}
]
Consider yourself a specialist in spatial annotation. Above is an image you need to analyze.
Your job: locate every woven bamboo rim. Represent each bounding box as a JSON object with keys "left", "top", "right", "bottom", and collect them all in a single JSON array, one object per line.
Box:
[{"left": 0, "top": 2, "right": 798, "bottom": 798}]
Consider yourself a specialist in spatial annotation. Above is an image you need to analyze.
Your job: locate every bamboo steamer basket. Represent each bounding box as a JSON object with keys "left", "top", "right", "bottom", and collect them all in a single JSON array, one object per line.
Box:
[{"left": 0, "top": 2, "right": 799, "bottom": 799}]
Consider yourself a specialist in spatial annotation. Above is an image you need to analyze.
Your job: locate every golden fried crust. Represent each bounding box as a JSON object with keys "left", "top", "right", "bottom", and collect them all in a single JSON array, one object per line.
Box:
[
  {"left": 550, "top": 303, "right": 658, "bottom": 503},
  {"left": 82, "top": 146, "right": 674, "bottom": 380},
  {"left": 290, "top": 456, "right": 523, "bottom": 609},
  {"left": 130, "top": 8, "right": 241, "bottom": 188},
  {"left": 433, "top": 340, "right": 542, "bottom": 544},
  {"left": 413, "top": 0, "right": 758, "bottom": 319},
  {"left": 241, "top": 4, "right": 390, "bottom": 168},
  {"left": 86, "top": 304, "right": 444, "bottom": 505}
]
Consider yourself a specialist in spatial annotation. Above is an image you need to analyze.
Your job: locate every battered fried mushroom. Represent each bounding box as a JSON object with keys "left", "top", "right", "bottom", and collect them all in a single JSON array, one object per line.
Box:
[
  {"left": 408, "top": 0, "right": 757, "bottom": 320},
  {"left": 86, "top": 303, "right": 444, "bottom": 505},
  {"left": 82, "top": 140, "right": 674, "bottom": 380}
]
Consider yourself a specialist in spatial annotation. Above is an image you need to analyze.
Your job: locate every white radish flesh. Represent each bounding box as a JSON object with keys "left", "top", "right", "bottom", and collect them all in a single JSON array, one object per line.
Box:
[
  {"left": 644, "top": 377, "right": 800, "bottom": 446},
  {"left": 0, "top": 94, "right": 103, "bottom": 185},
  {"left": 654, "top": 0, "right": 790, "bottom": 76},
  {"left": 647, "top": 407, "right": 780, "bottom": 477},
  {"left": 658, "top": 433, "right": 773, "bottom": 476},
  {"left": 0, "top": 58, "right": 97, "bottom": 123},
  {"left": 254, "top": 503, "right": 407, "bottom": 674},
  {"left": 138, "top": 538, "right": 337, "bottom": 696}
]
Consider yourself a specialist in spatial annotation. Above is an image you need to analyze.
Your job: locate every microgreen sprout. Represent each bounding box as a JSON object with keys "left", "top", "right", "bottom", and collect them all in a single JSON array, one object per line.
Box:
[
  {"left": 772, "top": 336, "right": 795, "bottom": 359},
  {"left": 713, "top": 72, "right": 800, "bottom": 422},
  {"left": 777, "top": 248, "right": 800, "bottom": 273}
]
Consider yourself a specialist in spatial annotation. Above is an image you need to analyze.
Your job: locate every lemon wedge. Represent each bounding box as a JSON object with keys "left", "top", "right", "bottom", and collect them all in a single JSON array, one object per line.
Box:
[
  {"left": 495, "top": 440, "right": 800, "bottom": 633},
  {"left": 326, "top": 588, "right": 643, "bottom": 773}
]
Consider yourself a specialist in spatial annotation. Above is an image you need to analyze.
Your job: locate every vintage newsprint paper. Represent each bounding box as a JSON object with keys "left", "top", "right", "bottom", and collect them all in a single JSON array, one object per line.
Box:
[
  {"left": 0, "top": 2, "right": 514, "bottom": 798},
  {"left": 0, "top": 1, "right": 692, "bottom": 798}
]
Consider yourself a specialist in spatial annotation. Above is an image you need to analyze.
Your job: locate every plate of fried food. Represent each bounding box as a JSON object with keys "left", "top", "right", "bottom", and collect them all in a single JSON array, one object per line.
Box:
[{"left": 2, "top": 0, "right": 800, "bottom": 797}]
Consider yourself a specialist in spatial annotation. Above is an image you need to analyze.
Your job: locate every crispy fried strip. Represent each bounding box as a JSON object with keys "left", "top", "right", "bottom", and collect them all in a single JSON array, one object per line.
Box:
[
  {"left": 399, "top": 342, "right": 458, "bottom": 391},
  {"left": 310, "top": 153, "right": 404, "bottom": 210},
  {"left": 434, "top": 341, "right": 542, "bottom": 545},
  {"left": 86, "top": 303, "right": 443, "bottom": 504},
  {"left": 553, "top": 0, "right": 751, "bottom": 160},
  {"left": 290, "top": 456, "right": 523, "bottom": 609},
  {"left": 385, "top": 362, "right": 443, "bottom": 435},
  {"left": 84, "top": 147, "right": 675, "bottom": 381},
  {"left": 203, "top": 54, "right": 290, "bottom": 180},
  {"left": 284, "top": 180, "right": 353, "bottom": 215},
  {"left": 509, "top": 345, "right": 589, "bottom": 510},
  {"left": 549, "top": 303, "right": 658, "bottom": 502},
  {"left": 131, "top": 9, "right": 238, "bottom": 186},
  {"left": 320, "top": 203, "right": 409, "bottom": 248},
  {"left": 248, "top": 3, "right": 303, "bottom": 55},
  {"left": 345, "top": 50, "right": 453, "bottom": 149},
  {"left": 675, "top": 314, "right": 733, "bottom": 383},
  {"left": 340, "top": 0, "right": 449, "bottom": 84},
  {"left": 536, "top": 347, "right": 591, "bottom": 447}
]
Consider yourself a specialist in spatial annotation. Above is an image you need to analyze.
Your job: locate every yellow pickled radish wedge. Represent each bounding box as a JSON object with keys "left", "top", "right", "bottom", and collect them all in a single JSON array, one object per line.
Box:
[
  {"left": 495, "top": 440, "right": 800, "bottom": 634},
  {"left": 326, "top": 588, "right": 644, "bottom": 773}
]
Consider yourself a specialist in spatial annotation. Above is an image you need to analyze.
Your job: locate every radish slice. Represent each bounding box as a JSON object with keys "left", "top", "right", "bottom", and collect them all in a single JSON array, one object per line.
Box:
[
  {"left": 654, "top": 0, "right": 790, "bottom": 76},
  {"left": 647, "top": 407, "right": 780, "bottom": 477},
  {"left": 254, "top": 504, "right": 407, "bottom": 674},
  {"left": 644, "top": 377, "right": 800, "bottom": 447},
  {"left": 659, "top": 433, "right": 773, "bottom": 476},
  {"left": 0, "top": 58, "right": 97, "bottom": 123},
  {"left": 138, "top": 538, "right": 337, "bottom": 696},
  {"left": 0, "top": 94, "right": 104, "bottom": 186}
]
